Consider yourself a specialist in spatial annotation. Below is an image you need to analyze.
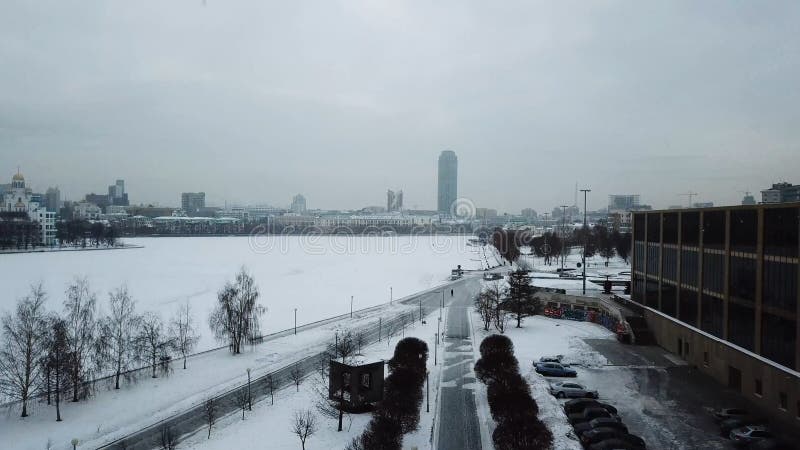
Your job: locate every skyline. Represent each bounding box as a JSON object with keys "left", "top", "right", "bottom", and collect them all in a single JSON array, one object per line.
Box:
[{"left": 2, "top": 1, "right": 800, "bottom": 212}]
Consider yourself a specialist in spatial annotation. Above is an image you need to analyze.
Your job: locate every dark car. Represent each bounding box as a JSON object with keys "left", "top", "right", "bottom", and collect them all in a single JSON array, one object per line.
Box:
[
  {"left": 568, "top": 407, "right": 620, "bottom": 426},
  {"left": 564, "top": 398, "right": 618, "bottom": 415},
  {"left": 573, "top": 418, "right": 628, "bottom": 438},
  {"left": 714, "top": 408, "right": 752, "bottom": 422},
  {"left": 581, "top": 427, "right": 628, "bottom": 446},
  {"left": 589, "top": 438, "right": 646, "bottom": 450},
  {"left": 615, "top": 434, "right": 647, "bottom": 449},
  {"left": 535, "top": 361, "right": 577, "bottom": 377},
  {"left": 720, "top": 417, "right": 768, "bottom": 438}
]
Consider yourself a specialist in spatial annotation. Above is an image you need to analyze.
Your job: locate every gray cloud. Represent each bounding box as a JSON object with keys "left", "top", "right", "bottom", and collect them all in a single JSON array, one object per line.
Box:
[{"left": 1, "top": 0, "right": 798, "bottom": 212}]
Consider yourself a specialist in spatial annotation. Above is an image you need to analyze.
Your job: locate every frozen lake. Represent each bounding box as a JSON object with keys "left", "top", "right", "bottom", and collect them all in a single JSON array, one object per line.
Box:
[{"left": 0, "top": 235, "right": 493, "bottom": 350}]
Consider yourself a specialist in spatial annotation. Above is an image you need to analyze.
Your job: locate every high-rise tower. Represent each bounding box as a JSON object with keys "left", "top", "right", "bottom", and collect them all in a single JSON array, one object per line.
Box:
[{"left": 437, "top": 150, "right": 458, "bottom": 214}]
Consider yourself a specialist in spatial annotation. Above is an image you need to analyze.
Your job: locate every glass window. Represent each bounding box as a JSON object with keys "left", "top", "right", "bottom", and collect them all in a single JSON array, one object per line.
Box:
[
  {"left": 634, "top": 242, "right": 646, "bottom": 272},
  {"left": 761, "top": 313, "right": 796, "bottom": 370},
  {"left": 682, "top": 212, "right": 700, "bottom": 245},
  {"left": 645, "top": 280, "right": 659, "bottom": 308},
  {"left": 663, "top": 247, "right": 678, "bottom": 281},
  {"left": 700, "top": 294, "right": 724, "bottom": 338},
  {"left": 779, "top": 392, "right": 788, "bottom": 410},
  {"left": 660, "top": 283, "right": 677, "bottom": 317},
  {"left": 730, "top": 209, "right": 757, "bottom": 253},
  {"left": 763, "top": 261, "right": 798, "bottom": 313},
  {"left": 703, "top": 351, "right": 709, "bottom": 366},
  {"left": 663, "top": 213, "right": 678, "bottom": 244},
  {"left": 728, "top": 302, "right": 755, "bottom": 351},
  {"left": 729, "top": 257, "right": 756, "bottom": 303},
  {"left": 702, "top": 211, "right": 726, "bottom": 250},
  {"left": 702, "top": 253, "right": 725, "bottom": 294},
  {"left": 647, "top": 213, "right": 661, "bottom": 242},
  {"left": 681, "top": 250, "right": 699, "bottom": 287},
  {"left": 679, "top": 288, "right": 698, "bottom": 326},
  {"left": 633, "top": 275, "right": 646, "bottom": 303},
  {"left": 634, "top": 214, "right": 646, "bottom": 241},
  {"left": 755, "top": 378, "right": 762, "bottom": 396},
  {"left": 360, "top": 373, "right": 371, "bottom": 389},
  {"left": 647, "top": 246, "right": 660, "bottom": 275},
  {"left": 764, "top": 207, "right": 799, "bottom": 257}
]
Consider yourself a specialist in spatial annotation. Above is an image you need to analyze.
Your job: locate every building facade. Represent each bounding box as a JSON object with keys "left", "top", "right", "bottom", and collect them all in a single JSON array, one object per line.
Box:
[
  {"left": 181, "top": 192, "right": 206, "bottom": 215},
  {"left": 762, "top": 182, "right": 800, "bottom": 204},
  {"left": 291, "top": 194, "right": 307, "bottom": 214},
  {"left": 437, "top": 150, "right": 458, "bottom": 214},
  {"left": 631, "top": 204, "right": 799, "bottom": 425},
  {"left": 387, "top": 189, "right": 403, "bottom": 212},
  {"left": 0, "top": 171, "right": 56, "bottom": 245},
  {"left": 108, "top": 179, "right": 129, "bottom": 206}
]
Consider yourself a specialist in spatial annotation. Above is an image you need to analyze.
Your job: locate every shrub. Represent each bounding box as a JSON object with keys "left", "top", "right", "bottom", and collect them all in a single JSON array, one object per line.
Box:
[
  {"left": 479, "top": 334, "right": 514, "bottom": 358},
  {"left": 474, "top": 352, "right": 520, "bottom": 385},
  {"left": 388, "top": 337, "right": 428, "bottom": 380},
  {"left": 493, "top": 417, "right": 553, "bottom": 450}
]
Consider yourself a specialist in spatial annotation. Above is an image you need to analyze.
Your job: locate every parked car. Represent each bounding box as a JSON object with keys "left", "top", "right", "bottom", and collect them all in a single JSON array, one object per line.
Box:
[
  {"left": 720, "top": 417, "right": 768, "bottom": 438},
  {"left": 573, "top": 418, "right": 628, "bottom": 438},
  {"left": 581, "top": 427, "right": 628, "bottom": 446},
  {"left": 568, "top": 407, "right": 620, "bottom": 426},
  {"left": 613, "top": 434, "right": 647, "bottom": 449},
  {"left": 714, "top": 408, "right": 752, "bottom": 422},
  {"left": 564, "top": 398, "right": 618, "bottom": 415},
  {"left": 535, "top": 361, "right": 577, "bottom": 377},
  {"left": 539, "top": 355, "right": 566, "bottom": 364},
  {"left": 588, "top": 438, "right": 645, "bottom": 450},
  {"left": 550, "top": 381, "right": 598, "bottom": 399},
  {"left": 730, "top": 426, "right": 773, "bottom": 446}
]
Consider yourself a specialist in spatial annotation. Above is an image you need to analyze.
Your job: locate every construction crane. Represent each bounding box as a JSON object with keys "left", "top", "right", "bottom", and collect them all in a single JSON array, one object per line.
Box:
[{"left": 679, "top": 192, "right": 699, "bottom": 208}]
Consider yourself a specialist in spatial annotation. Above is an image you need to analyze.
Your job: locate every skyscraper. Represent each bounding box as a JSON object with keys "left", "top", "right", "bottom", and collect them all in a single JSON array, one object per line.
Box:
[
  {"left": 387, "top": 189, "right": 403, "bottom": 212},
  {"left": 437, "top": 150, "right": 457, "bottom": 214},
  {"left": 181, "top": 192, "right": 206, "bottom": 215},
  {"left": 291, "top": 194, "right": 307, "bottom": 214}
]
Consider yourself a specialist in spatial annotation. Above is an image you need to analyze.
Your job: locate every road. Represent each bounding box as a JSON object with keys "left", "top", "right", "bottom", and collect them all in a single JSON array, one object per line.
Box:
[
  {"left": 436, "top": 278, "right": 483, "bottom": 450},
  {"left": 97, "top": 276, "right": 478, "bottom": 450}
]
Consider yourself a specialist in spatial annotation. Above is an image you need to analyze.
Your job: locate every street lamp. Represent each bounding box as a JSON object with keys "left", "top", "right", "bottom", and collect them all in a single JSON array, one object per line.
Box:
[
  {"left": 294, "top": 308, "right": 297, "bottom": 335},
  {"left": 350, "top": 295, "right": 353, "bottom": 318},
  {"left": 580, "top": 189, "right": 591, "bottom": 295},
  {"left": 390, "top": 286, "right": 393, "bottom": 304},
  {"left": 560, "top": 205, "right": 568, "bottom": 273}
]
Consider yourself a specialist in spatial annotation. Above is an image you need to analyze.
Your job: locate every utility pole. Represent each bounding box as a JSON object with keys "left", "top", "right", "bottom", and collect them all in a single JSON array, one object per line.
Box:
[
  {"left": 680, "top": 191, "right": 699, "bottom": 208},
  {"left": 580, "top": 189, "right": 591, "bottom": 295},
  {"left": 350, "top": 295, "right": 353, "bottom": 318},
  {"left": 294, "top": 308, "right": 297, "bottom": 335},
  {"left": 419, "top": 297, "right": 423, "bottom": 323},
  {"left": 390, "top": 286, "right": 393, "bottom": 304},
  {"left": 560, "top": 205, "right": 568, "bottom": 272},
  {"left": 426, "top": 370, "right": 430, "bottom": 412}
]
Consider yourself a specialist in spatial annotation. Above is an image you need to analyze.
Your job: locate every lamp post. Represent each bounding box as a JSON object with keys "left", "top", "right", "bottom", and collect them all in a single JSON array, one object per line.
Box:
[
  {"left": 560, "top": 205, "right": 568, "bottom": 272},
  {"left": 390, "top": 286, "right": 393, "bottom": 304},
  {"left": 426, "top": 370, "right": 430, "bottom": 412},
  {"left": 294, "top": 308, "right": 297, "bottom": 335},
  {"left": 419, "top": 297, "right": 423, "bottom": 323},
  {"left": 580, "top": 189, "right": 591, "bottom": 295},
  {"left": 350, "top": 295, "right": 353, "bottom": 318}
]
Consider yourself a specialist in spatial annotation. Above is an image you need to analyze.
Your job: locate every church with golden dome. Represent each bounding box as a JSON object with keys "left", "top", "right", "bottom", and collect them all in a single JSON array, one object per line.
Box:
[{"left": 1, "top": 170, "right": 56, "bottom": 245}]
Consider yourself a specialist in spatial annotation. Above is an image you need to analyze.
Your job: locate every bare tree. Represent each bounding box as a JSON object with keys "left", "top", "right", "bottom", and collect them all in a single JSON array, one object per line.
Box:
[
  {"left": 137, "top": 312, "right": 171, "bottom": 378},
  {"left": 159, "top": 426, "right": 176, "bottom": 450},
  {"left": 235, "top": 387, "right": 248, "bottom": 420},
  {"left": 355, "top": 332, "right": 365, "bottom": 355},
  {"left": 289, "top": 364, "right": 303, "bottom": 392},
  {"left": 168, "top": 303, "right": 199, "bottom": 370},
  {"left": 204, "top": 398, "right": 216, "bottom": 439},
  {"left": 474, "top": 291, "right": 494, "bottom": 331},
  {"left": 44, "top": 317, "right": 70, "bottom": 421},
  {"left": 0, "top": 284, "right": 48, "bottom": 417},
  {"left": 328, "top": 330, "right": 357, "bottom": 364},
  {"left": 208, "top": 268, "right": 265, "bottom": 354},
  {"left": 64, "top": 277, "right": 97, "bottom": 402},
  {"left": 494, "top": 309, "right": 510, "bottom": 334},
  {"left": 290, "top": 409, "right": 318, "bottom": 450},
  {"left": 97, "top": 285, "right": 139, "bottom": 390}
]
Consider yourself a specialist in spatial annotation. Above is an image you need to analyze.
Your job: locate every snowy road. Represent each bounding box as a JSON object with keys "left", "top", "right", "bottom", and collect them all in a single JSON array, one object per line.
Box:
[{"left": 436, "top": 281, "right": 482, "bottom": 450}]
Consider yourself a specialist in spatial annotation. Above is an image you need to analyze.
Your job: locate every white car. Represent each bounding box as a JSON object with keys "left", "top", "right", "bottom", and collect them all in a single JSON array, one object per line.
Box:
[
  {"left": 549, "top": 381, "right": 598, "bottom": 399},
  {"left": 730, "top": 425, "right": 772, "bottom": 445}
]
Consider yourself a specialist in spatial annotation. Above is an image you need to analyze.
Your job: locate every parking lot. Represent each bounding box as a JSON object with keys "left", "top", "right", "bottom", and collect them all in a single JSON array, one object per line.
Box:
[{"left": 579, "top": 339, "right": 746, "bottom": 449}]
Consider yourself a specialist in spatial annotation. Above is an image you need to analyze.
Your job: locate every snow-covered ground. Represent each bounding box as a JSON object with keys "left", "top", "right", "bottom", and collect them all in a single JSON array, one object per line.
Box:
[
  {"left": 472, "top": 310, "right": 615, "bottom": 450},
  {"left": 178, "top": 303, "right": 447, "bottom": 450},
  {"left": 0, "top": 235, "right": 500, "bottom": 350}
]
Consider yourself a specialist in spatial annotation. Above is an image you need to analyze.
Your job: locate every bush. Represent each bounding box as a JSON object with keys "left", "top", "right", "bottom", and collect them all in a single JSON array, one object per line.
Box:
[
  {"left": 479, "top": 334, "right": 514, "bottom": 358},
  {"left": 380, "top": 367, "right": 424, "bottom": 433},
  {"left": 487, "top": 376, "right": 538, "bottom": 422},
  {"left": 474, "top": 352, "right": 520, "bottom": 385},
  {"left": 493, "top": 417, "right": 553, "bottom": 450},
  {"left": 388, "top": 337, "right": 428, "bottom": 379}
]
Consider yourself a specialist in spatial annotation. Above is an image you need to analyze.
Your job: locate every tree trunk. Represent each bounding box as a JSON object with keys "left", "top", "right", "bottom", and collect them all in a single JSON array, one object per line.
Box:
[
  {"left": 72, "top": 366, "right": 79, "bottom": 402},
  {"left": 152, "top": 352, "right": 157, "bottom": 378},
  {"left": 337, "top": 404, "right": 343, "bottom": 432},
  {"left": 183, "top": 354, "right": 187, "bottom": 370},
  {"left": 115, "top": 359, "right": 121, "bottom": 389}
]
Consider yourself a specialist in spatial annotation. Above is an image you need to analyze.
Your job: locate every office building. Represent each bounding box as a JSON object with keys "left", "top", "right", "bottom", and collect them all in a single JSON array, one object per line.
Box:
[
  {"left": 387, "top": 189, "right": 403, "bottom": 212},
  {"left": 107, "top": 179, "right": 129, "bottom": 206},
  {"left": 631, "top": 204, "right": 800, "bottom": 426},
  {"left": 45, "top": 187, "right": 61, "bottom": 213},
  {"left": 437, "top": 150, "right": 458, "bottom": 214},
  {"left": 762, "top": 182, "right": 800, "bottom": 204},
  {"left": 742, "top": 193, "right": 757, "bottom": 205},
  {"left": 181, "top": 192, "right": 206, "bottom": 215},
  {"left": 291, "top": 194, "right": 307, "bottom": 214}
]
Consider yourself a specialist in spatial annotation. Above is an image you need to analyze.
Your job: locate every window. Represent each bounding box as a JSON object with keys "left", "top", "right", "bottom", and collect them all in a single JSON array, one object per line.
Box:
[
  {"left": 647, "top": 213, "right": 661, "bottom": 242},
  {"left": 702, "top": 211, "right": 726, "bottom": 250},
  {"left": 680, "top": 249, "right": 699, "bottom": 287},
  {"left": 729, "top": 257, "right": 756, "bottom": 303},
  {"left": 701, "top": 294, "right": 724, "bottom": 338},
  {"left": 761, "top": 313, "right": 797, "bottom": 369},
  {"left": 779, "top": 392, "right": 788, "bottom": 411},
  {"left": 703, "top": 351, "right": 709, "bottom": 366},
  {"left": 342, "top": 372, "right": 351, "bottom": 389},
  {"left": 360, "top": 373, "right": 371, "bottom": 389},
  {"left": 663, "top": 213, "right": 678, "bottom": 244},
  {"left": 764, "top": 207, "right": 799, "bottom": 257},
  {"left": 728, "top": 301, "right": 755, "bottom": 351},
  {"left": 681, "top": 212, "right": 700, "bottom": 245},
  {"left": 730, "top": 209, "right": 758, "bottom": 253},
  {"left": 633, "top": 214, "right": 646, "bottom": 241},
  {"left": 763, "top": 261, "right": 798, "bottom": 313},
  {"left": 679, "top": 288, "right": 698, "bottom": 326},
  {"left": 755, "top": 379, "right": 762, "bottom": 396},
  {"left": 702, "top": 253, "right": 725, "bottom": 294}
]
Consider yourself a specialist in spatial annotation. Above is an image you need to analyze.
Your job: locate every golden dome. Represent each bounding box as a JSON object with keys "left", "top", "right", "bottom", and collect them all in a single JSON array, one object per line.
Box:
[{"left": 12, "top": 172, "right": 24, "bottom": 181}]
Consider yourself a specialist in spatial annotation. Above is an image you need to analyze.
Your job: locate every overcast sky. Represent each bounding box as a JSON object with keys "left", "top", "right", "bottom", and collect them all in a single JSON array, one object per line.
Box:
[{"left": 1, "top": 1, "right": 799, "bottom": 213}]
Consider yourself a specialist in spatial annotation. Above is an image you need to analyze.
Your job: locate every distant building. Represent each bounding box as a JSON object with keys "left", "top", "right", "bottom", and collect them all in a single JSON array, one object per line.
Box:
[
  {"left": 0, "top": 171, "right": 56, "bottom": 245},
  {"left": 45, "top": 187, "right": 61, "bottom": 213},
  {"left": 387, "top": 189, "right": 403, "bottom": 212},
  {"left": 181, "top": 192, "right": 206, "bottom": 215},
  {"left": 741, "top": 193, "right": 757, "bottom": 205},
  {"left": 693, "top": 202, "right": 714, "bottom": 208},
  {"left": 521, "top": 208, "right": 537, "bottom": 219},
  {"left": 85, "top": 193, "right": 110, "bottom": 212},
  {"left": 291, "top": 194, "right": 307, "bottom": 214},
  {"left": 73, "top": 201, "right": 102, "bottom": 220},
  {"left": 108, "top": 179, "right": 129, "bottom": 206},
  {"left": 475, "top": 208, "right": 498, "bottom": 223},
  {"left": 761, "top": 182, "right": 800, "bottom": 204},
  {"left": 437, "top": 150, "right": 458, "bottom": 214}
]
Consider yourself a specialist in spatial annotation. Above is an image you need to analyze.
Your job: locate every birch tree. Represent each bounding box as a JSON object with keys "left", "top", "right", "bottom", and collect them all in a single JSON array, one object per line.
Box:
[
  {"left": 97, "top": 286, "right": 139, "bottom": 389},
  {"left": 0, "top": 284, "right": 48, "bottom": 417},
  {"left": 208, "top": 268, "right": 265, "bottom": 354},
  {"left": 169, "top": 303, "right": 199, "bottom": 370},
  {"left": 137, "top": 312, "right": 171, "bottom": 378},
  {"left": 63, "top": 278, "right": 97, "bottom": 402}
]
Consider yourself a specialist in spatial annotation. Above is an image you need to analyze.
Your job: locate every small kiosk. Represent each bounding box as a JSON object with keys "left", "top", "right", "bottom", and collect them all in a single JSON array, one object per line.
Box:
[{"left": 329, "top": 360, "right": 385, "bottom": 411}]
